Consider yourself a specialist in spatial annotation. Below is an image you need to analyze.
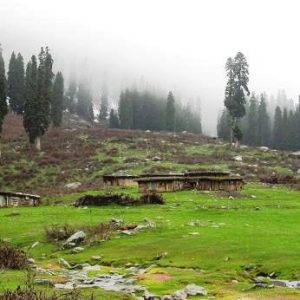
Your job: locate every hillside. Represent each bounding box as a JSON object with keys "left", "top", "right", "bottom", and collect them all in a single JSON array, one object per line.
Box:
[
  {"left": 1, "top": 114, "right": 299, "bottom": 196},
  {"left": 2, "top": 114, "right": 300, "bottom": 299}
]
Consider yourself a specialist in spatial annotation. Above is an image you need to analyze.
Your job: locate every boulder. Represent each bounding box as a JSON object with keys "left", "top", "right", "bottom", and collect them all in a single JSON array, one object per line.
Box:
[
  {"left": 63, "top": 231, "right": 86, "bottom": 248},
  {"left": 233, "top": 155, "right": 243, "bottom": 162},
  {"left": 259, "top": 146, "right": 269, "bottom": 151},
  {"left": 185, "top": 284, "right": 207, "bottom": 296},
  {"left": 71, "top": 247, "right": 84, "bottom": 253},
  {"left": 64, "top": 182, "right": 82, "bottom": 189}
]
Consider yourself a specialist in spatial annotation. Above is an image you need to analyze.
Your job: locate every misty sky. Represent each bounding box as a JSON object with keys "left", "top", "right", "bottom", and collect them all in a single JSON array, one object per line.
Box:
[{"left": 1, "top": 0, "right": 300, "bottom": 134}]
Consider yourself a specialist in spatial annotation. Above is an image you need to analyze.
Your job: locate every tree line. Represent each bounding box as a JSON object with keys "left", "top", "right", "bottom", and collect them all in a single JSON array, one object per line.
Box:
[
  {"left": 108, "top": 89, "right": 202, "bottom": 134},
  {"left": 219, "top": 51, "right": 300, "bottom": 151},
  {"left": 218, "top": 92, "right": 300, "bottom": 151}
]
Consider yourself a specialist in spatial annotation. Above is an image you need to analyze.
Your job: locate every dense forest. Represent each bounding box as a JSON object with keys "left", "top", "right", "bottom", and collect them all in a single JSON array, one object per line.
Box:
[
  {"left": 1, "top": 45, "right": 300, "bottom": 152},
  {"left": 0, "top": 44, "right": 203, "bottom": 151},
  {"left": 218, "top": 91, "right": 300, "bottom": 151}
]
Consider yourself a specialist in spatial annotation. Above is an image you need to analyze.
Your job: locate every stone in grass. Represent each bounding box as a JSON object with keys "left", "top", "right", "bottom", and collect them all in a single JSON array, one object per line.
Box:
[
  {"left": 34, "top": 279, "right": 54, "bottom": 287},
  {"left": 90, "top": 255, "right": 101, "bottom": 261},
  {"left": 58, "top": 258, "right": 72, "bottom": 269},
  {"left": 63, "top": 231, "right": 86, "bottom": 248},
  {"left": 185, "top": 284, "right": 207, "bottom": 296},
  {"left": 64, "top": 182, "right": 82, "bottom": 189},
  {"left": 71, "top": 247, "right": 84, "bottom": 254}
]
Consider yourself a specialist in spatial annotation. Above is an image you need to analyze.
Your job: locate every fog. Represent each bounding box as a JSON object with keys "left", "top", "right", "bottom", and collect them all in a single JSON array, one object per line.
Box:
[{"left": 1, "top": 0, "right": 300, "bottom": 134}]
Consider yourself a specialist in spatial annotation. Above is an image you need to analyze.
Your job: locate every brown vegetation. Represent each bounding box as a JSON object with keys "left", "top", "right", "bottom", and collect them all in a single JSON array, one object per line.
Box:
[{"left": 0, "top": 240, "right": 28, "bottom": 269}]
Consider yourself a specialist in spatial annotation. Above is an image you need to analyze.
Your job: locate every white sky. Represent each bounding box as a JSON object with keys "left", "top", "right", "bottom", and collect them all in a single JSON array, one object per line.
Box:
[{"left": 1, "top": 0, "right": 300, "bottom": 134}]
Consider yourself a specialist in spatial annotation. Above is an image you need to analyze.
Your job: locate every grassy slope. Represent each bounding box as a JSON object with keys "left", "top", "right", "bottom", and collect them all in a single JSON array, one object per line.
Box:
[{"left": 1, "top": 115, "right": 300, "bottom": 299}]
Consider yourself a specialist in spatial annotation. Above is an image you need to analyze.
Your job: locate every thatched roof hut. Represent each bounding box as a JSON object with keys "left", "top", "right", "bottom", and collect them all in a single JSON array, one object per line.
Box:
[
  {"left": 102, "top": 175, "right": 138, "bottom": 187},
  {"left": 0, "top": 192, "right": 41, "bottom": 208},
  {"left": 135, "top": 176, "right": 184, "bottom": 193}
]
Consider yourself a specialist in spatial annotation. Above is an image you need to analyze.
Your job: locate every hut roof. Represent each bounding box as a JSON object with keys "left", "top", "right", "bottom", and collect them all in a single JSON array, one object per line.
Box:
[
  {"left": 139, "top": 173, "right": 183, "bottom": 178},
  {"left": 136, "top": 176, "right": 243, "bottom": 183},
  {"left": 135, "top": 176, "right": 184, "bottom": 183},
  {"left": 185, "top": 176, "right": 243, "bottom": 182},
  {"left": 103, "top": 175, "right": 138, "bottom": 180},
  {"left": 0, "top": 191, "right": 41, "bottom": 199},
  {"left": 184, "top": 170, "right": 230, "bottom": 177}
]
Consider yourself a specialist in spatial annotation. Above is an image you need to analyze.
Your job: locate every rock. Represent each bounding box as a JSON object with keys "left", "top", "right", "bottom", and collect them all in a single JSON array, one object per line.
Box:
[
  {"left": 145, "top": 130, "right": 151, "bottom": 133},
  {"left": 297, "top": 169, "right": 300, "bottom": 174},
  {"left": 58, "top": 258, "right": 72, "bottom": 269},
  {"left": 63, "top": 231, "right": 86, "bottom": 248},
  {"left": 291, "top": 151, "right": 300, "bottom": 157},
  {"left": 64, "top": 182, "right": 82, "bottom": 189},
  {"left": 259, "top": 146, "right": 269, "bottom": 151},
  {"left": 110, "top": 218, "right": 123, "bottom": 225},
  {"left": 185, "top": 284, "right": 207, "bottom": 296},
  {"left": 121, "top": 230, "right": 134, "bottom": 236},
  {"left": 31, "top": 241, "right": 39, "bottom": 248},
  {"left": 90, "top": 255, "right": 101, "bottom": 261},
  {"left": 71, "top": 247, "right": 84, "bottom": 253},
  {"left": 171, "top": 289, "right": 187, "bottom": 300},
  {"left": 34, "top": 279, "right": 54, "bottom": 287},
  {"left": 155, "top": 252, "right": 168, "bottom": 260},
  {"left": 27, "top": 258, "right": 35, "bottom": 264},
  {"left": 82, "top": 264, "right": 101, "bottom": 271},
  {"left": 143, "top": 291, "right": 161, "bottom": 300},
  {"left": 152, "top": 156, "right": 162, "bottom": 161},
  {"left": 233, "top": 155, "right": 243, "bottom": 162}
]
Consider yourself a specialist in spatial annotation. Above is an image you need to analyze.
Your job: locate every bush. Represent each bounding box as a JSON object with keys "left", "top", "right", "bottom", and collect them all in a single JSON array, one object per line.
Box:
[
  {"left": 74, "top": 193, "right": 165, "bottom": 206},
  {"left": 0, "top": 272, "right": 83, "bottom": 300},
  {"left": 45, "top": 224, "right": 76, "bottom": 242},
  {"left": 0, "top": 240, "right": 28, "bottom": 269}
]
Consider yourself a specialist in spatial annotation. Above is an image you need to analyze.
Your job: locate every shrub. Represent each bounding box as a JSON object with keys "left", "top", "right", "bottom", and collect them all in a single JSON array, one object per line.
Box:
[
  {"left": 45, "top": 224, "right": 76, "bottom": 242},
  {"left": 0, "top": 240, "right": 28, "bottom": 269},
  {"left": 0, "top": 272, "right": 83, "bottom": 300}
]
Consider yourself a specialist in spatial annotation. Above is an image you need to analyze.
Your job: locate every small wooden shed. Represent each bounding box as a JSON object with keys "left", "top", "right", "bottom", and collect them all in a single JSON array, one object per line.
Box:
[
  {"left": 135, "top": 171, "right": 244, "bottom": 193},
  {"left": 136, "top": 177, "right": 184, "bottom": 193},
  {"left": 185, "top": 176, "right": 244, "bottom": 191},
  {"left": 0, "top": 192, "right": 41, "bottom": 208},
  {"left": 102, "top": 175, "right": 138, "bottom": 187}
]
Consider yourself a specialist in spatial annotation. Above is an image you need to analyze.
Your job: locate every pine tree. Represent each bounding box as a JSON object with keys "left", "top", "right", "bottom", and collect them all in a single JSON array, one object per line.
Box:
[
  {"left": 8, "top": 52, "right": 25, "bottom": 114},
  {"left": 7, "top": 52, "right": 17, "bottom": 112},
  {"left": 245, "top": 93, "right": 258, "bottom": 145},
  {"left": 295, "top": 96, "right": 300, "bottom": 150},
  {"left": 257, "top": 94, "right": 271, "bottom": 146},
  {"left": 23, "top": 56, "right": 38, "bottom": 145},
  {"left": 118, "top": 89, "right": 133, "bottom": 129},
  {"left": 273, "top": 106, "right": 283, "bottom": 149},
  {"left": 51, "top": 72, "right": 64, "bottom": 127},
  {"left": 109, "top": 109, "right": 119, "bottom": 128},
  {"left": 224, "top": 52, "right": 250, "bottom": 147},
  {"left": 23, "top": 47, "right": 53, "bottom": 150},
  {"left": 76, "top": 82, "right": 94, "bottom": 122},
  {"left": 65, "top": 79, "right": 77, "bottom": 113},
  {"left": 217, "top": 109, "right": 231, "bottom": 141},
  {"left": 0, "top": 44, "right": 8, "bottom": 136},
  {"left": 165, "top": 91, "right": 175, "bottom": 132},
  {"left": 98, "top": 92, "right": 109, "bottom": 121}
]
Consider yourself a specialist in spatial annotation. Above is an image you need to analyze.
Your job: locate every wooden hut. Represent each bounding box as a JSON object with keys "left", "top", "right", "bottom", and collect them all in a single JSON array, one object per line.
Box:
[
  {"left": 135, "top": 177, "right": 184, "bottom": 193},
  {"left": 102, "top": 175, "right": 138, "bottom": 187},
  {"left": 135, "top": 171, "right": 244, "bottom": 193},
  {"left": 184, "top": 176, "right": 244, "bottom": 191},
  {"left": 0, "top": 192, "right": 41, "bottom": 208},
  {"left": 184, "top": 170, "right": 230, "bottom": 177}
]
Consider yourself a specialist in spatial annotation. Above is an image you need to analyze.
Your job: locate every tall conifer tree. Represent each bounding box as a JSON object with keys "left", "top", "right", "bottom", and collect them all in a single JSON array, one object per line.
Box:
[
  {"left": 51, "top": 72, "right": 64, "bottom": 127},
  {"left": 165, "top": 91, "right": 175, "bottom": 132},
  {"left": 0, "top": 44, "right": 8, "bottom": 136},
  {"left": 224, "top": 52, "right": 250, "bottom": 147}
]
